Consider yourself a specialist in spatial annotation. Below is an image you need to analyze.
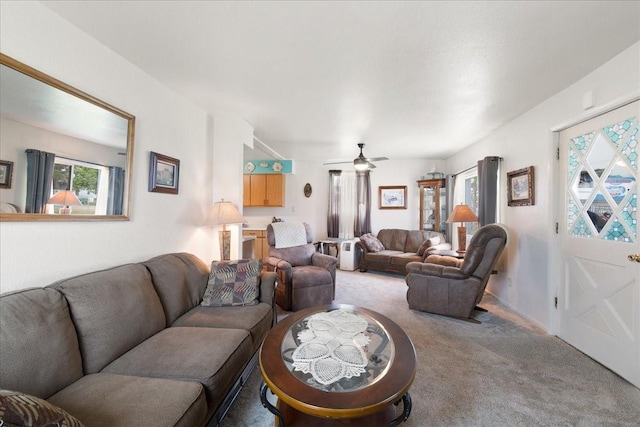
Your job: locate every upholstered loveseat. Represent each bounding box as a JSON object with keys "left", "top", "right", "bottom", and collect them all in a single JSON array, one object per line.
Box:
[
  {"left": 0, "top": 253, "right": 276, "bottom": 427},
  {"left": 355, "top": 229, "right": 451, "bottom": 275}
]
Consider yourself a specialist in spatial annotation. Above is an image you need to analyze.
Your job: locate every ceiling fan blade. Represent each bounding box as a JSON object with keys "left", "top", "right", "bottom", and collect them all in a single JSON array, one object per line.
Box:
[
  {"left": 367, "top": 163, "right": 377, "bottom": 169},
  {"left": 322, "top": 160, "right": 353, "bottom": 165},
  {"left": 365, "top": 157, "right": 389, "bottom": 162}
]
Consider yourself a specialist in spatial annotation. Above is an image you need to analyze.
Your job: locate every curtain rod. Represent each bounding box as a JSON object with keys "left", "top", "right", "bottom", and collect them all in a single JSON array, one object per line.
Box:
[{"left": 453, "top": 156, "right": 502, "bottom": 177}]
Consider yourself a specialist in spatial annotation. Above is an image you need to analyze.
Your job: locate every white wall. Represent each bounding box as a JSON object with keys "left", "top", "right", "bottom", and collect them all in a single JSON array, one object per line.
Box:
[
  {"left": 446, "top": 42, "right": 640, "bottom": 330},
  {"left": 243, "top": 158, "right": 446, "bottom": 239},
  {"left": 0, "top": 2, "right": 219, "bottom": 292}
]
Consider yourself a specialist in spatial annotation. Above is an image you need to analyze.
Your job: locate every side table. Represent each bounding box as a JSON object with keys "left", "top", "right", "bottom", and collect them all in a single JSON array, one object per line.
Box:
[{"left": 259, "top": 303, "right": 415, "bottom": 426}]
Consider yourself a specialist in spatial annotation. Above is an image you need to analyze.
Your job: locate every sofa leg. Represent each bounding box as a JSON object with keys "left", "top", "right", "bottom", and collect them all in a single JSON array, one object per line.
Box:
[
  {"left": 474, "top": 306, "right": 488, "bottom": 312},
  {"left": 359, "top": 268, "right": 368, "bottom": 272}
]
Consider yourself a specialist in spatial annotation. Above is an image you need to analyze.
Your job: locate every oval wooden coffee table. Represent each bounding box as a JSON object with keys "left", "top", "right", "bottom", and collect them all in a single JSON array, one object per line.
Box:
[{"left": 259, "top": 303, "right": 416, "bottom": 426}]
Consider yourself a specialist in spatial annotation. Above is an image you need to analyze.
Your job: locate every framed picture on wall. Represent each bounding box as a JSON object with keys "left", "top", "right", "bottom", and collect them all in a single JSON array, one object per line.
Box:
[
  {"left": 0, "top": 160, "right": 14, "bottom": 189},
  {"left": 507, "top": 166, "right": 534, "bottom": 206},
  {"left": 379, "top": 186, "right": 407, "bottom": 209},
  {"left": 149, "top": 151, "right": 180, "bottom": 194}
]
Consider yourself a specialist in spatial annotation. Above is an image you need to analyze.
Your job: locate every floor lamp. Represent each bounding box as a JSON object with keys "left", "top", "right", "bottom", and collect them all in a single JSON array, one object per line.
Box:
[
  {"left": 446, "top": 204, "right": 478, "bottom": 254},
  {"left": 207, "top": 200, "right": 245, "bottom": 260}
]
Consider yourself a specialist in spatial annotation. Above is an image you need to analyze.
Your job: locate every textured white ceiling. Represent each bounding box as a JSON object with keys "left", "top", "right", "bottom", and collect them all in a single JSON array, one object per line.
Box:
[{"left": 42, "top": 1, "right": 640, "bottom": 163}]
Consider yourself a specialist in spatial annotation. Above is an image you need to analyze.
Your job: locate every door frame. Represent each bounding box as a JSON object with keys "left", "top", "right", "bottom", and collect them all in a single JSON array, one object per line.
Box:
[{"left": 548, "top": 90, "right": 640, "bottom": 336}]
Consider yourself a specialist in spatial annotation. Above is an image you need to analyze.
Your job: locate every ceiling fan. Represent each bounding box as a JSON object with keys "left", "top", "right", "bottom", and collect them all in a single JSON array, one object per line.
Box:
[{"left": 323, "top": 143, "right": 389, "bottom": 170}]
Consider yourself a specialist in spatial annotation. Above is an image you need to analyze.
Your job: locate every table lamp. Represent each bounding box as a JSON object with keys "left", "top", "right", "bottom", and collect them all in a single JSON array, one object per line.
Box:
[
  {"left": 47, "top": 190, "right": 82, "bottom": 214},
  {"left": 206, "top": 199, "right": 245, "bottom": 260},
  {"left": 446, "top": 204, "right": 478, "bottom": 253}
]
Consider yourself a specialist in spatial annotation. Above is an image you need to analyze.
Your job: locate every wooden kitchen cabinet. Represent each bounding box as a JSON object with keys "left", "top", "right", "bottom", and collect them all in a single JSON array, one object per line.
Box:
[
  {"left": 242, "top": 229, "right": 269, "bottom": 263},
  {"left": 243, "top": 174, "right": 285, "bottom": 207}
]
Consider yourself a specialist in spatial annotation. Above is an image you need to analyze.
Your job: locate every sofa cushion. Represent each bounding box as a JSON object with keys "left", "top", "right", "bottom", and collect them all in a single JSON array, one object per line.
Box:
[
  {"left": 50, "top": 263, "right": 166, "bottom": 374},
  {"left": 376, "top": 229, "right": 408, "bottom": 252},
  {"left": 364, "top": 250, "right": 404, "bottom": 264},
  {"left": 101, "top": 327, "right": 253, "bottom": 416},
  {"left": 173, "top": 303, "right": 273, "bottom": 353},
  {"left": 0, "top": 288, "right": 83, "bottom": 399},
  {"left": 268, "top": 243, "right": 316, "bottom": 267},
  {"left": 143, "top": 253, "right": 210, "bottom": 326},
  {"left": 390, "top": 253, "right": 422, "bottom": 267},
  {"left": 360, "top": 233, "right": 385, "bottom": 252},
  {"left": 0, "top": 389, "right": 85, "bottom": 427},
  {"left": 47, "top": 373, "right": 207, "bottom": 427},
  {"left": 202, "top": 259, "right": 262, "bottom": 307}
]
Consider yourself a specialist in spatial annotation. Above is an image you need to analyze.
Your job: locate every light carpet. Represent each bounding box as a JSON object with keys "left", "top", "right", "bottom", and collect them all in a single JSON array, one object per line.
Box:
[{"left": 220, "top": 270, "right": 640, "bottom": 426}]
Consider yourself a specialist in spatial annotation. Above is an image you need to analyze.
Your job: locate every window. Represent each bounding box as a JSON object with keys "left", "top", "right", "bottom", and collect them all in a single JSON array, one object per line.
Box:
[
  {"left": 452, "top": 167, "right": 479, "bottom": 248},
  {"left": 49, "top": 158, "right": 110, "bottom": 215}
]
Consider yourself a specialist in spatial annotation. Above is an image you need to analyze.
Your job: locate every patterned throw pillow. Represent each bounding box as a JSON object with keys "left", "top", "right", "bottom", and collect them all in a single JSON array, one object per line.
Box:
[
  {"left": 201, "top": 259, "right": 262, "bottom": 307},
  {"left": 0, "top": 389, "right": 85, "bottom": 427},
  {"left": 360, "top": 233, "right": 385, "bottom": 252},
  {"left": 417, "top": 236, "right": 441, "bottom": 256}
]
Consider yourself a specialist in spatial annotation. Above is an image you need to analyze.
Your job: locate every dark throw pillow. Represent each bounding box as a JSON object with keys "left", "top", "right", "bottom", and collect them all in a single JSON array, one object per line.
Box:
[
  {"left": 201, "top": 259, "right": 262, "bottom": 307},
  {"left": 0, "top": 389, "right": 85, "bottom": 427},
  {"left": 360, "top": 233, "right": 385, "bottom": 252}
]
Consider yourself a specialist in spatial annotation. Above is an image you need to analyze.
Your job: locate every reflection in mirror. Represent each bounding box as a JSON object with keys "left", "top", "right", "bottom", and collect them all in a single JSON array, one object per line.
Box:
[{"left": 0, "top": 53, "right": 135, "bottom": 221}]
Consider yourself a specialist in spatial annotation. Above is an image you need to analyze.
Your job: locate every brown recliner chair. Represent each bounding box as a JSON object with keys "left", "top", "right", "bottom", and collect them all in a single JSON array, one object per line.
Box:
[
  {"left": 405, "top": 223, "right": 508, "bottom": 322},
  {"left": 265, "top": 223, "right": 337, "bottom": 311}
]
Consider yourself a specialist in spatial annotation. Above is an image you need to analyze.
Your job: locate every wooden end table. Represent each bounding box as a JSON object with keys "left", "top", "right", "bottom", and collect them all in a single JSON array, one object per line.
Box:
[{"left": 259, "top": 303, "right": 416, "bottom": 426}]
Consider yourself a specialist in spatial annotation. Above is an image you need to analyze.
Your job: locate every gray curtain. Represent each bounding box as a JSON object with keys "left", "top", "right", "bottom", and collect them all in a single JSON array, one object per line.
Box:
[
  {"left": 354, "top": 171, "right": 371, "bottom": 236},
  {"left": 477, "top": 156, "right": 501, "bottom": 226},
  {"left": 25, "top": 149, "right": 55, "bottom": 214},
  {"left": 445, "top": 174, "right": 456, "bottom": 240},
  {"left": 107, "top": 166, "right": 125, "bottom": 215},
  {"left": 327, "top": 170, "right": 341, "bottom": 238}
]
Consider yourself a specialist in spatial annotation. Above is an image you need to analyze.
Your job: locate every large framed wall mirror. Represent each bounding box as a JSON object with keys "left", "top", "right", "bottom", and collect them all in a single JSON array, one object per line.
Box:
[{"left": 0, "top": 53, "right": 135, "bottom": 221}]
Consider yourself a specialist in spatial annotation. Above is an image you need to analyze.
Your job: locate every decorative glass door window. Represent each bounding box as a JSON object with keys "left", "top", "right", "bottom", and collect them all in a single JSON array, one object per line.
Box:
[{"left": 567, "top": 116, "right": 637, "bottom": 242}]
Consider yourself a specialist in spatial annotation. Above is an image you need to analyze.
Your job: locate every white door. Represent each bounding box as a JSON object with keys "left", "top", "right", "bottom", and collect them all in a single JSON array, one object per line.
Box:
[{"left": 558, "top": 100, "right": 640, "bottom": 388}]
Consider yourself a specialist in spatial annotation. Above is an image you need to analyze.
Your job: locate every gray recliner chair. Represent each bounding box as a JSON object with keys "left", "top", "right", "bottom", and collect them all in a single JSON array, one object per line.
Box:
[
  {"left": 265, "top": 223, "right": 337, "bottom": 311},
  {"left": 405, "top": 223, "right": 508, "bottom": 322}
]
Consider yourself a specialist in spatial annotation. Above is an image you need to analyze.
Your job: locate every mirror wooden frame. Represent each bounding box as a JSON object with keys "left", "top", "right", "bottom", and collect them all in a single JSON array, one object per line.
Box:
[{"left": 0, "top": 53, "right": 135, "bottom": 222}]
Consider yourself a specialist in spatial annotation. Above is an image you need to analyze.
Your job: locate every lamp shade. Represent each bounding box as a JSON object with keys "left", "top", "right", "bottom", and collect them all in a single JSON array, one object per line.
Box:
[
  {"left": 446, "top": 204, "right": 478, "bottom": 224},
  {"left": 206, "top": 200, "right": 245, "bottom": 226},
  {"left": 47, "top": 190, "right": 82, "bottom": 206}
]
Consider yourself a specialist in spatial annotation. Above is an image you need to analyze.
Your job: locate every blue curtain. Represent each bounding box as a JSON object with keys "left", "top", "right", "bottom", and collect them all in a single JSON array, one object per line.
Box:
[
  {"left": 477, "top": 156, "right": 501, "bottom": 226},
  {"left": 107, "top": 166, "right": 125, "bottom": 215},
  {"left": 25, "top": 149, "right": 55, "bottom": 213}
]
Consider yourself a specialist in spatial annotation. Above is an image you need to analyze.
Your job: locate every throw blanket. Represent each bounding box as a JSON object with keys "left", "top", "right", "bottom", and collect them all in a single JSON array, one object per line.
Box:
[{"left": 272, "top": 222, "right": 307, "bottom": 248}]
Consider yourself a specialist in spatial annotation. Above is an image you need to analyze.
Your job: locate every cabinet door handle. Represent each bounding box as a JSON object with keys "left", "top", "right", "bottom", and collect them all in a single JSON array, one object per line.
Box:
[{"left": 628, "top": 253, "right": 640, "bottom": 263}]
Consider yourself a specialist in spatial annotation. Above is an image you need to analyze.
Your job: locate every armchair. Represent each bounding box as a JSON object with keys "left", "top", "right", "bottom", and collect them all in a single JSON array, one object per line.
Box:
[
  {"left": 405, "top": 223, "right": 508, "bottom": 321},
  {"left": 265, "top": 223, "right": 337, "bottom": 311}
]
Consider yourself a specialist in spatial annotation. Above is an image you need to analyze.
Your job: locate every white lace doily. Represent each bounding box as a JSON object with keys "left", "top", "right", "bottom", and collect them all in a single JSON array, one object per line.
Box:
[{"left": 291, "top": 309, "right": 370, "bottom": 385}]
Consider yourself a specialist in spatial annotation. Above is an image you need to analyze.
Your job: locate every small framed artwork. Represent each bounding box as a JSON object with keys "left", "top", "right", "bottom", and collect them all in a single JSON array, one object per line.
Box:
[
  {"left": 0, "top": 160, "right": 14, "bottom": 189},
  {"left": 507, "top": 166, "right": 534, "bottom": 206},
  {"left": 149, "top": 151, "right": 180, "bottom": 194},
  {"left": 379, "top": 185, "right": 407, "bottom": 209}
]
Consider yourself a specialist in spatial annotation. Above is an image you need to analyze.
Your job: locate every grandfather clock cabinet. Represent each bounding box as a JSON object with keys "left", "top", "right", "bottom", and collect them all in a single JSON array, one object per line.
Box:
[{"left": 418, "top": 179, "right": 447, "bottom": 234}]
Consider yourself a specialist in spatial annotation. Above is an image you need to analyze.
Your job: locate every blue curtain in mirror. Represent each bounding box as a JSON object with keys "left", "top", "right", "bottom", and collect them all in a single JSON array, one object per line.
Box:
[
  {"left": 25, "top": 149, "right": 55, "bottom": 213},
  {"left": 107, "top": 166, "right": 124, "bottom": 215}
]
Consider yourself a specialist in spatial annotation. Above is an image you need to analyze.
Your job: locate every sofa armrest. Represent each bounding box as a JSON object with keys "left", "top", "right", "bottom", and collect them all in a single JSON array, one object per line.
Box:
[
  {"left": 266, "top": 256, "right": 292, "bottom": 286},
  {"left": 258, "top": 271, "right": 277, "bottom": 306},
  {"left": 354, "top": 241, "right": 369, "bottom": 255},
  {"left": 311, "top": 253, "right": 338, "bottom": 271}
]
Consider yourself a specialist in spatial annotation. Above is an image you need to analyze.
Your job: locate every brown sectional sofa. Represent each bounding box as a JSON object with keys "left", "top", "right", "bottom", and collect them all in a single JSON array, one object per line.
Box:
[
  {"left": 356, "top": 229, "right": 451, "bottom": 275},
  {"left": 0, "top": 253, "right": 276, "bottom": 427}
]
